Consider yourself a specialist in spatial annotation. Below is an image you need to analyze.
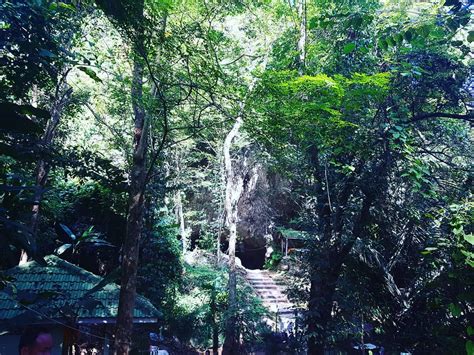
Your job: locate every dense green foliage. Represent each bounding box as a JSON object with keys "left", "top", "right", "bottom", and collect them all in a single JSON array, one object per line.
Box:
[
  {"left": 0, "top": 0, "right": 472, "bottom": 354},
  {"left": 246, "top": 1, "right": 473, "bottom": 353}
]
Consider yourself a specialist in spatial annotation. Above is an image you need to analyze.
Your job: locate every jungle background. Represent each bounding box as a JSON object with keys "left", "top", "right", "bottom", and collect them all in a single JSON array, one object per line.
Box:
[{"left": 0, "top": 0, "right": 473, "bottom": 353}]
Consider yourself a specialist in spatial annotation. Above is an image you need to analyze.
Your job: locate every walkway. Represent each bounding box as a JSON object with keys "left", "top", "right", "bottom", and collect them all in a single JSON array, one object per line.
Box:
[{"left": 245, "top": 269, "right": 296, "bottom": 332}]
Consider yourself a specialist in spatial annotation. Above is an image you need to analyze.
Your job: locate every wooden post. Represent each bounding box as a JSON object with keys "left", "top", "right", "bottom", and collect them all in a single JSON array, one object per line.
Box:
[
  {"left": 103, "top": 325, "right": 110, "bottom": 355},
  {"left": 275, "top": 309, "right": 279, "bottom": 332},
  {"left": 294, "top": 309, "right": 298, "bottom": 335}
]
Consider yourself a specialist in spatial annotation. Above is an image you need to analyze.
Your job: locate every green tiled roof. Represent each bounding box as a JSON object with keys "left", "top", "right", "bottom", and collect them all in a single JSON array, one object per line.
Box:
[
  {"left": 277, "top": 227, "right": 312, "bottom": 240},
  {"left": 0, "top": 255, "right": 160, "bottom": 324}
]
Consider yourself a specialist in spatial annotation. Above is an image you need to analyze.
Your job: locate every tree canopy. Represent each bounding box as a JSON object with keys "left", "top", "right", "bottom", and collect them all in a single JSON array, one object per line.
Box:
[{"left": 0, "top": 0, "right": 472, "bottom": 354}]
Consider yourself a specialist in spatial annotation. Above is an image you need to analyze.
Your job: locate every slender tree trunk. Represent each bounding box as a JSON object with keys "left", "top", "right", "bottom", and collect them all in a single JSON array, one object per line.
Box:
[
  {"left": 222, "top": 116, "right": 244, "bottom": 355},
  {"left": 175, "top": 191, "right": 187, "bottom": 253},
  {"left": 211, "top": 284, "right": 219, "bottom": 354},
  {"left": 174, "top": 151, "right": 188, "bottom": 253},
  {"left": 114, "top": 32, "right": 147, "bottom": 354},
  {"left": 30, "top": 160, "right": 49, "bottom": 236},
  {"left": 297, "top": 0, "right": 306, "bottom": 74},
  {"left": 217, "top": 151, "right": 226, "bottom": 263},
  {"left": 20, "top": 80, "right": 72, "bottom": 265}
]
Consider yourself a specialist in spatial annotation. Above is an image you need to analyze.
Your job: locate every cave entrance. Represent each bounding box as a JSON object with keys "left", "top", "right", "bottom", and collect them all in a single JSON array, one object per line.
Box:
[{"left": 236, "top": 241, "right": 266, "bottom": 270}]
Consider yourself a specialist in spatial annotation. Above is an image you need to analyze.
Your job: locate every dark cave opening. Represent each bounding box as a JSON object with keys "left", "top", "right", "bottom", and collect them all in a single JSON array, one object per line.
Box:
[
  {"left": 236, "top": 242, "right": 266, "bottom": 270},
  {"left": 193, "top": 229, "right": 267, "bottom": 270}
]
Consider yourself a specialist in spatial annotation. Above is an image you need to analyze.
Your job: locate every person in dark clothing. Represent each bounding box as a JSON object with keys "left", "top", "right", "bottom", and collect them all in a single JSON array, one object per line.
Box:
[{"left": 19, "top": 326, "right": 53, "bottom": 355}]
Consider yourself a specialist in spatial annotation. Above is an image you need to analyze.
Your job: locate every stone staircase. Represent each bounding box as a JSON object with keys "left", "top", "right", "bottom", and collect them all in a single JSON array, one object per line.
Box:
[{"left": 245, "top": 269, "right": 295, "bottom": 332}]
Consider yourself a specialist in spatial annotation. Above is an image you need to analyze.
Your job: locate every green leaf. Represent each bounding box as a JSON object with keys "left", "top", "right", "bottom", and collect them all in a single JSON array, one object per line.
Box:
[
  {"left": 468, "top": 31, "right": 474, "bottom": 43},
  {"left": 461, "top": 250, "right": 474, "bottom": 259},
  {"left": 386, "top": 37, "right": 396, "bottom": 47},
  {"left": 464, "top": 234, "right": 474, "bottom": 245},
  {"left": 350, "top": 16, "right": 363, "bottom": 29},
  {"left": 448, "top": 303, "right": 461, "bottom": 317},
  {"left": 421, "top": 247, "right": 437, "bottom": 255},
  {"left": 467, "top": 340, "right": 474, "bottom": 355},
  {"left": 58, "top": 2, "right": 75, "bottom": 11},
  {"left": 343, "top": 43, "right": 356, "bottom": 54},
  {"left": 418, "top": 25, "right": 431, "bottom": 38},
  {"left": 78, "top": 66, "right": 102, "bottom": 83},
  {"left": 467, "top": 326, "right": 474, "bottom": 336},
  {"left": 308, "top": 17, "right": 318, "bottom": 30},
  {"left": 80, "top": 226, "right": 95, "bottom": 240},
  {"left": 395, "top": 33, "right": 404, "bottom": 44}
]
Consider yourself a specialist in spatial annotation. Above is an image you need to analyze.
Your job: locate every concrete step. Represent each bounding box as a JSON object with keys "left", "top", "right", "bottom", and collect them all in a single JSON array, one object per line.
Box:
[
  {"left": 261, "top": 299, "right": 289, "bottom": 304},
  {"left": 264, "top": 306, "right": 294, "bottom": 312},
  {"left": 258, "top": 292, "right": 286, "bottom": 296},
  {"left": 249, "top": 283, "right": 279, "bottom": 288},
  {"left": 247, "top": 279, "right": 277, "bottom": 283},
  {"left": 251, "top": 285, "right": 279, "bottom": 290},
  {"left": 245, "top": 268, "right": 296, "bottom": 325},
  {"left": 258, "top": 294, "right": 287, "bottom": 299},
  {"left": 277, "top": 309, "right": 296, "bottom": 314}
]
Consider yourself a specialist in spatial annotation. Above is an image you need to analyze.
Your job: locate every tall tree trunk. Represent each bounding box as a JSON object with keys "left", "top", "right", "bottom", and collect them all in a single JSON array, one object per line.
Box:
[
  {"left": 220, "top": 43, "right": 271, "bottom": 354},
  {"left": 307, "top": 194, "right": 373, "bottom": 354},
  {"left": 175, "top": 152, "right": 188, "bottom": 254},
  {"left": 114, "top": 32, "right": 147, "bottom": 354},
  {"left": 222, "top": 116, "right": 244, "bottom": 355},
  {"left": 297, "top": 0, "right": 306, "bottom": 74},
  {"left": 20, "top": 80, "right": 72, "bottom": 265},
  {"left": 306, "top": 250, "right": 342, "bottom": 355},
  {"left": 217, "top": 150, "right": 226, "bottom": 263}
]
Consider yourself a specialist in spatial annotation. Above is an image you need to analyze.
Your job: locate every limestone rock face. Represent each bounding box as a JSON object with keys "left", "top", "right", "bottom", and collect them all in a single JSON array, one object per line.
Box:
[
  {"left": 236, "top": 161, "right": 273, "bottom": 249},
  {"left": 187, "top": 145, "right": 297, "bottom": 267},
  {"left": 234, "top": 149, "right": 295, "bottom": 250}
]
